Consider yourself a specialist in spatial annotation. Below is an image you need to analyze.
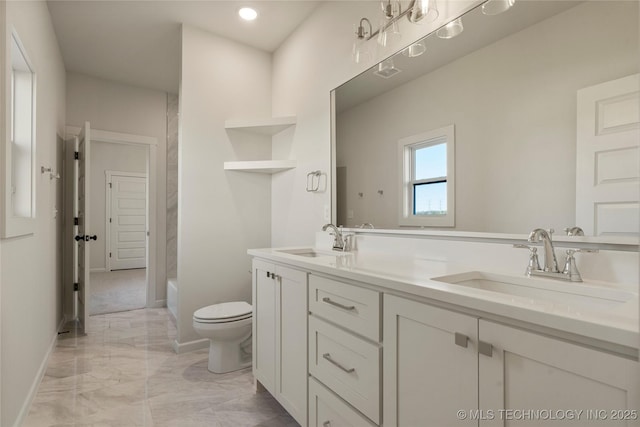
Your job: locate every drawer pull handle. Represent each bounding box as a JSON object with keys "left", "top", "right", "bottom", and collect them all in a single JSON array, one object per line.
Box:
[
  {"left": 323, "top": 353, "right": 355, "bottom": 373},
  {"left": 454, "top": 332, "right": 468, "bottom": 348},
  {"left": 479, "top": 341, "right": 493, "bottom": 357},
  {"left": 322, "top": 297, "right": 356, "bottom": 311},
  {"left": 323, "top": 422, "right": 331, "bottom": 427}
]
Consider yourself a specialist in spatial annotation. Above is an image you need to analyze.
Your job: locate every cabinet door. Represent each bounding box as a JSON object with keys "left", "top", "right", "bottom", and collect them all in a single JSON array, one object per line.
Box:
[
  {"left": 253, "top": 259, "right": 277, "bottom": 392},
  {"left": 276, "top": 265, "right": 308, "bottom": 426},
  {"left": 384, "top": 295, "right": 479, "bottom": 427},
  {"left": 479, "top": 320, "right": 640, "bottom": 427}
]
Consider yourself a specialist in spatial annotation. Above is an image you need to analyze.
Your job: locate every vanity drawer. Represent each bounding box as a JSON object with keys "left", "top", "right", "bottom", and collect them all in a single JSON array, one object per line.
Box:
[
  {"left": 309, "top": 275, "right": 381, "bottom": 341},
  {"left": 309, "top": 377, "right": 377, "bottom": 427},
  {"left": 309, "top": 316, "right": 381, "bottom": 424}
]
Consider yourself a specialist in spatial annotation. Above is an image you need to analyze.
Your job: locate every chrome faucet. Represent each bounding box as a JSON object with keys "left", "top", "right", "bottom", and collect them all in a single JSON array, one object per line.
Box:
[
  {"left": 528, "top": 228, "right": 559, "bottom": 272},
  {"left": 520, "top": 227, "right": 598, "bottom": 282},
  {"left": 322, "top": 224, "right": 345, "bottom": 251}
]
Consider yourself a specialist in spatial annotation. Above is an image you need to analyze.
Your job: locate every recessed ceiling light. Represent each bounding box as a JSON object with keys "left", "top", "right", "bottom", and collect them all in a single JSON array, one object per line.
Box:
[{"left": 238, "top": 7, "right": 258, "bottom": 21}]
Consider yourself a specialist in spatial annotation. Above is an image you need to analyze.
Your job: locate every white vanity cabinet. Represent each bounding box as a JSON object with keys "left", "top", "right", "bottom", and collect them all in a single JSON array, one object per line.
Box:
[
  {"left": 308, "top": 275, "right": 383, "bottom": 426},
  {"left": 384, "top": 294, "right": 640, "bottom": 427},
  {"left": 383, "top": 294, "right": 479, "bottom": 427},
  {"left": 252, "top": 258, "right": 308, "bottom": 426},
  {"left": 479, "top": 320, "right": 639, "bottom": 427}
]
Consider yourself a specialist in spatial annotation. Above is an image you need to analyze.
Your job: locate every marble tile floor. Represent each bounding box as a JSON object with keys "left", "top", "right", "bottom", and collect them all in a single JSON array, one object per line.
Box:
[{"left": 23, "top": 308, "right": 298, "bottom": 427}]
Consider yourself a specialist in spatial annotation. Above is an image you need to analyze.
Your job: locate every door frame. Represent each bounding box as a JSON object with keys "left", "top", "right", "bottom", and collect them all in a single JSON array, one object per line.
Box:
[
  {"left": 105, "top": 171, "right": 148, "bottom": 272},
  {"left": 65, "top": 126, "right": 158, "bottom": 309}
]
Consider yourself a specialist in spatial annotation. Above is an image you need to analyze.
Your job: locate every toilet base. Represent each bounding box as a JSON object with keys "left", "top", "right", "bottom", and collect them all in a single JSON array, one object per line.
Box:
[{"left": 207, "top": 333, "right": 252, "bottom": 374}]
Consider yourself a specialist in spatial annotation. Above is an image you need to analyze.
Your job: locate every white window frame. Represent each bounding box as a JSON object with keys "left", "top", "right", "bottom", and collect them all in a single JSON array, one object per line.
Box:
[
  {"left": 398, "top": 125, "right": 455, "bottom": 227},
  {"left": 2, "top": 30, "right": 37, "bottom": 238}
]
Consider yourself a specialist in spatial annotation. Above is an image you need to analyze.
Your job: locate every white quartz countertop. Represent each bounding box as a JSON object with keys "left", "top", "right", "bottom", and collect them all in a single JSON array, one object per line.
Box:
[{"left": 248, "top": 247, "right": 639, "bottom": 350}]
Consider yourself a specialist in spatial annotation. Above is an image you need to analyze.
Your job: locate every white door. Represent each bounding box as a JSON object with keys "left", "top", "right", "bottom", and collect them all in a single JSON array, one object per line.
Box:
[
  {"left": 108, "top": 173, "right": 147, "bottom": 270},
  {"left": 76, "top": 122, "right": 93, "bottom": 331},
  {"left": 576, "top": 74, "right": 640, "bottom": 236}
]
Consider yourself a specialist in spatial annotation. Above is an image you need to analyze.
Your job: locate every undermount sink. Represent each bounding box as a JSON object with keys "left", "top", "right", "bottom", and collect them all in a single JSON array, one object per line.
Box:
[
  {"left": 431, "top": 271, "right": 635, "bottom": 310},
  {"left": 276, "top": 248, "right": 347, "bottom": 258}
]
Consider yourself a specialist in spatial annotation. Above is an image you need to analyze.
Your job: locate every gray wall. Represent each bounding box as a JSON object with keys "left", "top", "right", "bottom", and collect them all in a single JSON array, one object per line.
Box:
[
  {"left": 177, "top": 25, "right": 273, "bottom": 345},
  {"left": 0, "top": 2, "right": 66, "bottom": 425}
]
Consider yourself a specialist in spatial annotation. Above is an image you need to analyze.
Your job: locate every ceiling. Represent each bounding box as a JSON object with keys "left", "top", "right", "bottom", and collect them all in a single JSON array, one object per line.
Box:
[{"left": 47, "top": 0, "right": 321, "bottom": 93}]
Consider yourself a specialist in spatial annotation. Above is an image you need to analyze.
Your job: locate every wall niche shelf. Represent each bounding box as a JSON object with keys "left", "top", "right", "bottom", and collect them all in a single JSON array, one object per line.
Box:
[
  {"left": 223, "top": 160, "right": 296, "bottom": 174},
  {"left": 224, "top": 116, "right": 297, "bottom": 174},
  {"left": 224, "top": 116, "right": 296, "bottom": 136}
]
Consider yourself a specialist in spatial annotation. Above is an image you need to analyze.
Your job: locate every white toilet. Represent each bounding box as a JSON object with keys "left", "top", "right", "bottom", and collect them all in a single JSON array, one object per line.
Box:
[{"left": 192, "top": 301, "right": 252, "bottom": 374}]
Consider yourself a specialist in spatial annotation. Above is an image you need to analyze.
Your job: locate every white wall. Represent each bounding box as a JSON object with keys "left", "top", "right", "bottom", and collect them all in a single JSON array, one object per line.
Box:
[
  {"left": 271, "top": 0, "right": 476, "bottom": 246},
  {"left": 336, "top": 1, "right": 639, "bottom": 233},
  {"left": 89, "top": 142, "right": 147, "bottom": 270},
  {"left": 0, "top": 2, "right": 66, "bottom": 426},
  {"left": 65, "top": 72, "right": 169, "bottom": 303},
  {"left": 177, "top": 25, "right": 273, "bottom": 345}
]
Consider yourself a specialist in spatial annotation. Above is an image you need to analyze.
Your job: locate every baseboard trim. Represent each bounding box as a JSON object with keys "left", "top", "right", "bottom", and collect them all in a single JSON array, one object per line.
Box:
[
  {"left": 147, "top": 299, "right": 166, "bottom": 309},
  {"left": 172, "top": 338, "right": 209, "bottom": 354},
  {"left": 13, "top": 316, "right": 65, "bottom": 427},
  {"left": 90, "top": 268, "right": 106, "bottom": 273}
]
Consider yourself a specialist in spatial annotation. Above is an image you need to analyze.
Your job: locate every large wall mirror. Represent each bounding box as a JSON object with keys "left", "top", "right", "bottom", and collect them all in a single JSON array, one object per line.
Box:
[
  {"left": 333, "top": 1, "right": 639, "bottom": 239},
  {"left": 3, "top": 31, "right": 36, "bottom": 237}
]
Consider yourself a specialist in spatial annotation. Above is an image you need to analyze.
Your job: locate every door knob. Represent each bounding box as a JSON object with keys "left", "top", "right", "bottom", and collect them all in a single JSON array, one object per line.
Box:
[{"left": 75, "top": 235, "right": 97, "bottom": 242}]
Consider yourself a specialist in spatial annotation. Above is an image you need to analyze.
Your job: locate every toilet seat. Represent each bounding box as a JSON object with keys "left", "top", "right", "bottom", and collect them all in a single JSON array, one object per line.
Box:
[{"left": 193, "top": 301, "right": 252, "bottom": 324}]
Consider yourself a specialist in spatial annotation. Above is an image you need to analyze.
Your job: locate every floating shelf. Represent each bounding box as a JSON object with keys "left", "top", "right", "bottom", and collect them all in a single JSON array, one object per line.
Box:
[
  {"left": 223, "top": 160, "right": 296, "bottom": 174},
  {"left": 224, "top": 116, "right": 296, "bottom": 136}
]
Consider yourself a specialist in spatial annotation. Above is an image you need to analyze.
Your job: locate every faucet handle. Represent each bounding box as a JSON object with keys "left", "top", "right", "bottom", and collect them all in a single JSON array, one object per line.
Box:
[
  {"left": 565, "top": 248, "right": 598, "bottom": 256},
  {"left": 562, "top": 248, "right": 598, "bottom": 282},
  {"left": 563, "top": 227, "right": 585, "bottom": 236},
  {"left": 513, "top": 244, "right": 541, "bottom": 276}
]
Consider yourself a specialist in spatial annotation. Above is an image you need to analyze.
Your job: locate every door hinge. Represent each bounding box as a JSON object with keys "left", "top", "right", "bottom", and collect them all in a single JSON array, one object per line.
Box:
[
  {"left": 109, "top": 218, "right": 112, "bottom": 223},
  {"left": 74, "top": 151, "right": 79, "bottom": 160},
  {"left": 109, "top": 182, "right": 112, "bottom": 188},
  {"left": 73, "top": 283, "right": 79, "bottom": 291},
  {"left": 74, "top": 217, "right": 79, "bottom": 226},
  {"left": 109, "top": 252, "right": 112, "bottom": 258}
]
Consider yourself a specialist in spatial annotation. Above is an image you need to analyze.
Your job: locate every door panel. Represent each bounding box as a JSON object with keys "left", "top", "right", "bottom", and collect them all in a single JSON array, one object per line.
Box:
[
  {"left": 253, "top": 259, "right": 277, "bottom": 392},
  {"left": 109, "top": 174, "right": 147, "bottom": 270},
  {"left": 576, "top": 74, "right": 640, "bottom": 236},
  {"left": 384, "top": 295, "right": 479, "bottom": 427},
  {"left": 77, "top": 122, "right": 91, "bottom": 331},
  {"left": 479, "top": 320, "right": 639, "bottom": 427}
]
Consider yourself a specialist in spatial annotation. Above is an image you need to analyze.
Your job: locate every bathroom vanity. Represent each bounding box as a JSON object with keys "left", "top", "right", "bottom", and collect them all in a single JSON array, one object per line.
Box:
[{"left": 249, "top": 235, "right": 639, "bottom": 427}]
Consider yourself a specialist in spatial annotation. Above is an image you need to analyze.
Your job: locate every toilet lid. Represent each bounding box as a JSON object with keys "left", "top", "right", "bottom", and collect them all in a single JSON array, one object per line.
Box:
[{"left": 193, "top": 301, "right": 252, "bottom": 321}]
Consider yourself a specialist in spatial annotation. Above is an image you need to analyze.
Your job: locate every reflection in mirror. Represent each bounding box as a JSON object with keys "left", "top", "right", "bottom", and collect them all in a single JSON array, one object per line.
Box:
[
  {"left": 334, "top": 1, "right": 639, "bottom": 238},
  {"left": 3, "top": 31, "right": 36, "bottom": 237}
]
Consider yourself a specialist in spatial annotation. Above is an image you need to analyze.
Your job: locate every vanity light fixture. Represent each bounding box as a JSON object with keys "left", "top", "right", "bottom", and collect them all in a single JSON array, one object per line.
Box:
[
  {"left": 353, "top": 18, "right": 373, "bottom": 64},
  {"left": 352, "top": 0, "right": 438, "bottom": 63},
  {"left": 436, "top": 17, "right": 464, "bottom": 39},
  {"left": 238, "top": 7, "right": 258, "bottom": 21},
  {"left": 377, "top": 0, "right": 402, "bottom": 48},
  {"left": 408, "top": 0, "right": 439, "bottom": 24},
  {"left": 481, "top": 0, "right": 515, "bottom": 16}
]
